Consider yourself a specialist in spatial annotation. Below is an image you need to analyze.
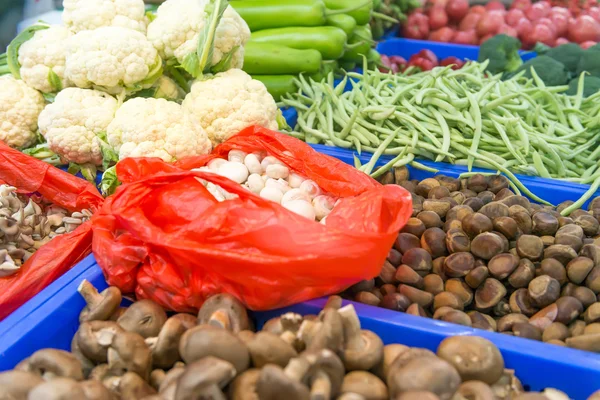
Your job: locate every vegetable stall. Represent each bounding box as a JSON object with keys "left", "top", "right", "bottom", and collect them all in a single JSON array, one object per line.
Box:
[{"left": 1, "top": 0, "right": 600, "bottom": 399}]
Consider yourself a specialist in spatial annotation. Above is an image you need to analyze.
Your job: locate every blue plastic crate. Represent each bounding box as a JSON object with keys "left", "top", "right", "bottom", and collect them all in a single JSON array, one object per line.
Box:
[
  {"left": 376, "top": 37, "right": 537, "bottom": 62},
  {"left": 1, "top": 259, "right": 600, "bottom": 399}
]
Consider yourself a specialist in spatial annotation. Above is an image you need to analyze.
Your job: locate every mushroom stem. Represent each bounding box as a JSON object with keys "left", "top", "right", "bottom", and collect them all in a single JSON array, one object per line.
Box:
[
  {"left": 280, "top": 331, "right": 297, "bottom": 346},
  {"left": 310, "top": 370, "right": 332, "bottom": 400},
  {"left": 283, "top": 357, "right": 311, "bottom": 382},
  {"left": 209, "top": 310, "right": 232, "bottom": 330},
  {"left": 78, "top": 280, "right": 100, "bottom": 306},
  {"left": 338, "top": 305, "right": 364, "bottom": 351}
]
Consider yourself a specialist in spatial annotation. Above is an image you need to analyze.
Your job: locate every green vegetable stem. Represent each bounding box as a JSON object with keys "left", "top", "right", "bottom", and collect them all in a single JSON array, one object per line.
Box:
[
  {"left": 250, "top": 26, "right": 349, "bottom": 60},
  {"left": 341, "top": 25, "right": 374, "bottom": 62},
  {"left": 243, "top": 42, "right": 323, "bottom": 75},
  {"left": 326, "top": 14, "right": 357, "bottom": 36},
  {"left": 230, "top": 0, "right": 372, "bottom": 32}
]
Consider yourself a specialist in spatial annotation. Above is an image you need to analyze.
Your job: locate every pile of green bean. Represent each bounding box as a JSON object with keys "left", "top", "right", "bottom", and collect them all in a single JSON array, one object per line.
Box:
[{"left": 280, "top": 61, "right": 600, "bottom": 214}]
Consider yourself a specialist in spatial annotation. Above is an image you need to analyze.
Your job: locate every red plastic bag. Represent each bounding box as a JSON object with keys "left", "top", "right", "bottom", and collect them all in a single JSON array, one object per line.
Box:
[
  {"left": 0, "top": 143, "right": 104, "bottom": 320},
  {"left": 92, "top": 127, "right": 412, "bottom": 312}
]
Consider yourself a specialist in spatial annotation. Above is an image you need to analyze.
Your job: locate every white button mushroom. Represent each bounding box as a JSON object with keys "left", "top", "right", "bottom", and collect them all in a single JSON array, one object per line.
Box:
[
  {"left": 206, "top": 182, "right": 226, "bottom": 202},
  {"left": 283, "top": 200, "right": 316, "bottom": 221},
  {"left": 207, "top": 158, "right": 227, "bottom": 172},
  {"left": 299, "top": 180, "right": 322, "bottom": 199},
  {"left": 260, "top": 187, "right": 284, "bottom": 204},
  {"left": 281, "top": 188, "right": 310, "bottom": 205},
  {"left": 266, "top": 164, "right": 289, "bottom": 180},
  {"left": 217, "top": 161, "right": 249, "bottom": 184},
  {"left": 228, "top": 150, "right": 247, "bottom": 164},
  {"left": 247, "top": 174, "right": 265, "bottom": 194},
  {"left": 288, "top": 173, "right": 306, "bottom": 188},
  {"left": 252, "top": 150, "right": 267, "bottom": 162},
  {"left": 265, "top": 178, "right": 290, "bottom": 193},
  {"left": 313, "top": 195, "right": 336, "bottom": 221},
  {"left": 261, "top": 156, "right": 283, "bottom": 170},
  {"left": 244, "top": 154, "right": 263, "bottom": 175}
]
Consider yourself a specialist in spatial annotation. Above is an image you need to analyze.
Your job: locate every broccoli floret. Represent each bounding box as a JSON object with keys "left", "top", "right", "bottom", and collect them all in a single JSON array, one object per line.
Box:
[
  {"left": 512, "top": 56, "right": 569, "bottom": 86},
  {"left": 478, "top": 34, "right": 523, "bottom": 75},
  {"left": 545, "top": 43, "right": 585, "bottom": 74},
  {"left": 566, "top": 76, "right": 600, "bottom": 97},
  {"left": 588, "top": 43, "right": 600, "bottom": 52},
  {"left": 577, "top": 48, "right": 600, "bottom": 78}
]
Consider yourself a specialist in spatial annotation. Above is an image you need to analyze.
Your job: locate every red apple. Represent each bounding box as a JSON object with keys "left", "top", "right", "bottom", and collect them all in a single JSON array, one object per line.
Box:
[
  {"left": 453, "top": 29, "right": 478, "bottom": 44},
  {"left": 429, "top": 6, "right": 449, "bottom": 30},
  {"left": 445, "top": 0, "right": 469, "bottom": 21},
  {"left": 511, "top": 0, "right": 532, "bottom": 11},
  {"left": 506, "top": 9, "right": 526, "bottom": 26},
  {"left": 526, "top": 2, "right": 551, "bottom": 21}
]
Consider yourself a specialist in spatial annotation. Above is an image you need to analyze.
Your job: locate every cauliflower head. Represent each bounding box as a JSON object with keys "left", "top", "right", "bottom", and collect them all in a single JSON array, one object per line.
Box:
[
  {"left": 182, "top": 69, "right": 278, "bottom": 145},
  {"left": 65, "top": 26, "right": 162, "bottom": 94},
  {"left": 107, "top": 97, "right": 212, "bottom": 162},
  {"left": 18, "top": 25, "right": 72, "bottom": 93},
  {"left": 147, "top": 0, "right": 250, "bottom": 72},
  {"left": 62, "top": 0, "right": 148, "bottom": 33},
  {"left": 0, "top": 75, "right": 45, "bottom": 149},
  {"left": 38, "top": 88, "right": 118, "bottom": 165}
]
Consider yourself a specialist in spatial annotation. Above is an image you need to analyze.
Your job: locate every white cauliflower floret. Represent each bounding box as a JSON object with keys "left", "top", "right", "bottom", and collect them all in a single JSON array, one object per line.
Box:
[
  {"left": 0, "top": 76, "right": 45, "bottom": 149},
  {"left": 18, "top": 25, "right": 72, "bottom": 93},
  {"left": 107, "top": 97, "right": 212, "bottom": 162},
  {"left": 65, "top": 26, "right": 162, "bottom": 94},
  {"left": 182, "top": 69, "right": 278, "bottom": 145},
  {"left": 63, "top": 0, "right": 148, "bottom": 33},
  {"left": 147, "top": 0, "right": 250, "bottom": 72},
  {"left": 38, "top": 88, "right": 118, "bottom": 165}
]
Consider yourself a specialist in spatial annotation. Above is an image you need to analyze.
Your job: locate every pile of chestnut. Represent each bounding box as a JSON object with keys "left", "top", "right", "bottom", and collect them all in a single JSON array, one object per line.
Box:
[
  {"left": 347, "top": 167, "right": 600, "bottom": 352},
  {"left": 0, "top": 281, "right": 587, "bottom": 400}
]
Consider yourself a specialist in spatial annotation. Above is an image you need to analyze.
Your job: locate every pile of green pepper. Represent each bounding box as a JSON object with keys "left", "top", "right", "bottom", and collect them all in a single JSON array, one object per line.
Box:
[{"left": 231, "top": 0, "right": 378, "bottom": 100}]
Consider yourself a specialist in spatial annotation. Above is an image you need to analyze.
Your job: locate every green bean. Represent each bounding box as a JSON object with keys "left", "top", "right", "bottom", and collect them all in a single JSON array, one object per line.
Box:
[
  {"left": 430, "top": 107, "right": 451, "bottom": 163},
  {"left": 466, "top": 92, "right": 482, "bottom": 171},
  {"left": 361, "top": 128, "right": 400, "bottom": 175},
  {"left": 560, "top": 176, "right": 600, "bottom": 216}
]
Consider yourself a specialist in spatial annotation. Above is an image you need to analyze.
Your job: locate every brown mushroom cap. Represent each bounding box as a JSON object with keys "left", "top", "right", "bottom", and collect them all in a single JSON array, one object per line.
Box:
[
  {"left": 158, "top": 365, "right": 186, "bottom": 393},
  {"left": 371, "top": 344, "right": 409, "bottom": 381},
  {"left": 338, "top": 304, "right": 384, "bottom": 371},
  {"left": 256, "top": 364, "right": 310, "bottom": 400},
  {"left": 454, "top": 381, "right": 496, "bottom": 400},
  {"left": 117, "top": 299, "right": 168, "bottom": 339},
  {"left": 490, "top": 369, "right": 524, "bottom": 400},
  {"left": 0, "top": 370, "right": 44, "bottom": 400},
  {"left": 170, "top": 313, "right": 198, "bottom": 330},
  {"left": 387, "top": 356, "right": 461, "bottom": 400},
  {"left": 16, "top": 349, "right": 84, "bottom": 381},
  {"left": 76, "top": 320, "right": 124, "bottom": 363},
  {"left": 107, "top": 330, "right": 152, "bottom": 381},
  {"left": 146, "top": 316, "right": 189, "bottom": 369},
  {"left": 118, "top": 372, "right": 157, "bottom": 400},
  {"left": 178, "top": 324, "right": 250, "bottom": 374},
  {"left": 246, "top": 331, "right": 297, "bottom": 368},
  {"left": 228, "top": 369, "right": 260, "bottom": 400},
  {"left": 71, "top": 334, "right": 95, "bottom": 379},
  {"left": 437, "top": 336, "right": 504, "bottom": 384},
  {"left": 197, "top": 293, "right": 250, "bottom": 333},
  {"left": 79, "top": 380, "right": 116, "bottom": 400},
  {"left": 78, "top": 280, "right": 122, "bottom": 323},
  {"left": 340, "top": 371, "right": 388, "bottom": 400},
  {"left": 395, "top": 391, "right": 441, "bottom": 400},
  {"left": 174, "top": 356, "right": 236, "bottom": 400},
  {"left": 26, "top": 377, "right": 85, "bottom": 400}
]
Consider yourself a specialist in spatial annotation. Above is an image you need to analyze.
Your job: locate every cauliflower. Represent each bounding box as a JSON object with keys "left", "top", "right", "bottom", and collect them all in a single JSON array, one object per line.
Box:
[
  {"left": 0, "top": 75, "right": 45, "bottom": 149},
  {"left": 139, "top": 75, "right": 187, "bottom": 101},
  {"left": 62, "top": 0, "right": 148, "bottom": 33},
  {"left": 107, "top": 97, "right": 212, "bottom": 162},
  {"left": 65, "top": 26, "right": 162, "bottom": 94},
  {"left": 38, "top": 88, "right": 118, "bottom": 166},
  {"left": 182, "top": 69, "right": 278, "bottom": 145},
  {"left": 147, "top": 0, "right": 250, "bottom": 77},
  {"left": 17, "top": 25, "right": 72, "bottom": 93}
]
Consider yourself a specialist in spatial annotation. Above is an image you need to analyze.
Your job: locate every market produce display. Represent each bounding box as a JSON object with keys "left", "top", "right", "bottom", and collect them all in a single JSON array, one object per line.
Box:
[
  {"left": 342, "top": 168, "right": 600, "bottom": 353},
  {"left": 0, "top": 0, "right": 283, "bottom": 189},
  {"left": 282, "top": 63, "right": 600, "bottom": 210},
  {"left": 370, "top": 0, "right": 422, "bottom": 39},
  {"left": 0, "top": 280, "right": 588, "bottom": 399},
  {"left": 0, "top": 184, "right": 92, "bottom": 277},
  {"left": 402, "top": 0, "right": 600, "bottom": 48}
]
